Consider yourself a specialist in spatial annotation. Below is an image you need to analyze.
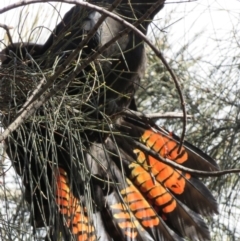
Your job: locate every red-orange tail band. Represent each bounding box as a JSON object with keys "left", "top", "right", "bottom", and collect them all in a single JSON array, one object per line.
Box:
[{"left": 55, "top": 167, "right": 97, "bottom": 241}]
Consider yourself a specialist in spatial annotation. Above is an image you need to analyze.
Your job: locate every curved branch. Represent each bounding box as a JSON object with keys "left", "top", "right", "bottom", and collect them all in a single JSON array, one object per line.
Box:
[{"left": 133, "top": 139, "right": 240, "bottom": 177}]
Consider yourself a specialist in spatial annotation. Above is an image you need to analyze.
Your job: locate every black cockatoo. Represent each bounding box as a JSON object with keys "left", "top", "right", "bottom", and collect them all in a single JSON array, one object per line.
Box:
[{"left": 0, "top": 1, "right": 219, "bottom": 240}]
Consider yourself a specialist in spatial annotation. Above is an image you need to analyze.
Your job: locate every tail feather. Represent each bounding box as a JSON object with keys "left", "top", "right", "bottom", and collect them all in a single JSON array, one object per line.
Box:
[
  {"left": 163, "top": 203, "right": 211, "bottom": 241},
  {"left": 104, "top": 163, "right": 184, "bottom": 241},
  {"left": 133, "top": 148, "right": 218, "bottom": 215},
  {"left": 108, "top": 132, "right": 218, "bottom": 217},
  {"left": 105, "top": 190, "right": 149, "bottom": 241},
  {"left": 92, "top": 212, "right": 113, "bottom": 241},
  {"left": 127, "top": 162, "right": 211, "bottom": 240},
  {"left": 55, "top": 167, "right": 97, "bottom": 241},
  {"left": 116, "top": 115, "right": 219, "bottom": 172}
]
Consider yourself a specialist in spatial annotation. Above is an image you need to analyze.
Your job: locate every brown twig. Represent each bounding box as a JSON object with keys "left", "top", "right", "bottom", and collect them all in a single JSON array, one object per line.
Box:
[
  {"left": 123, "top": 109, "right": 192, "bottom": 120},
  {"left": 146, "top": 112, "right": 192, "bottom": 120},
  {"left": 0, "top": 23, "right": 13, "bottom": 45},
  {"left": 132, "top": 139, "right": 240, "bottom": 177}
]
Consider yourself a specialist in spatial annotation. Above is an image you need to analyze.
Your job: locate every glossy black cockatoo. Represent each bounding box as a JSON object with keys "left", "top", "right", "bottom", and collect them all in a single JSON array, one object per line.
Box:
[{"left": 0, "top": 1, "right": 219, "bottom": 241}]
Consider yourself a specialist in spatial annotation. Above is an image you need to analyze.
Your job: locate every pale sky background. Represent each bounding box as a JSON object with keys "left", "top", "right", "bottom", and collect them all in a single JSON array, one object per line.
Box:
[{"left": 0, "top": 0, "right": 239, "bottom": 240}]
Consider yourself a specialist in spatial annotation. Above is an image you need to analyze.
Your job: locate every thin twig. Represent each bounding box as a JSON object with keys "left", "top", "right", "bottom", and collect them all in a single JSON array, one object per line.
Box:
[
  {"left": 0, "top": 23, "right": 13, "bottom": 45},
  {"left": 133, "top": 139, "right": 240, "bottom": 177},
  {"left": 122, "top": 109, "right": 192, "bottom": 120},
  {"left": 146, "top": 112, "right": 192, "bottom": 119}
]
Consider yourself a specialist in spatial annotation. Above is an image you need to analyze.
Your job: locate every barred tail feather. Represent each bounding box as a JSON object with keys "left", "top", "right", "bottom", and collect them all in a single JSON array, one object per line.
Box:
[
  {"left": 55, "top": 168, "right": 97, "bottom": 241},
  {"left": 105, "top": 163, "right": 184, "bottom": 241}
]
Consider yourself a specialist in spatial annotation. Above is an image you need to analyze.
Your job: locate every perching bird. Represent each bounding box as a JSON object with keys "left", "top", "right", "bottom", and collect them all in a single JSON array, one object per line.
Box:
[
  {"left": 40, "top": 0, "right": 164, "bottom": 115},
  {"left": 0, "top": 1, "right": 219, "bottom": 240}
]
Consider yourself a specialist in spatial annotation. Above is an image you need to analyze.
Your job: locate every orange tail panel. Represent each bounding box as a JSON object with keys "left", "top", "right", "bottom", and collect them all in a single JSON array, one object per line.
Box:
[
  {"left": 104, "top": 162, "right": 184, "bottom": 241},
  {"left": 55, "top": 168, "right": 96, "bottom": 241}
]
